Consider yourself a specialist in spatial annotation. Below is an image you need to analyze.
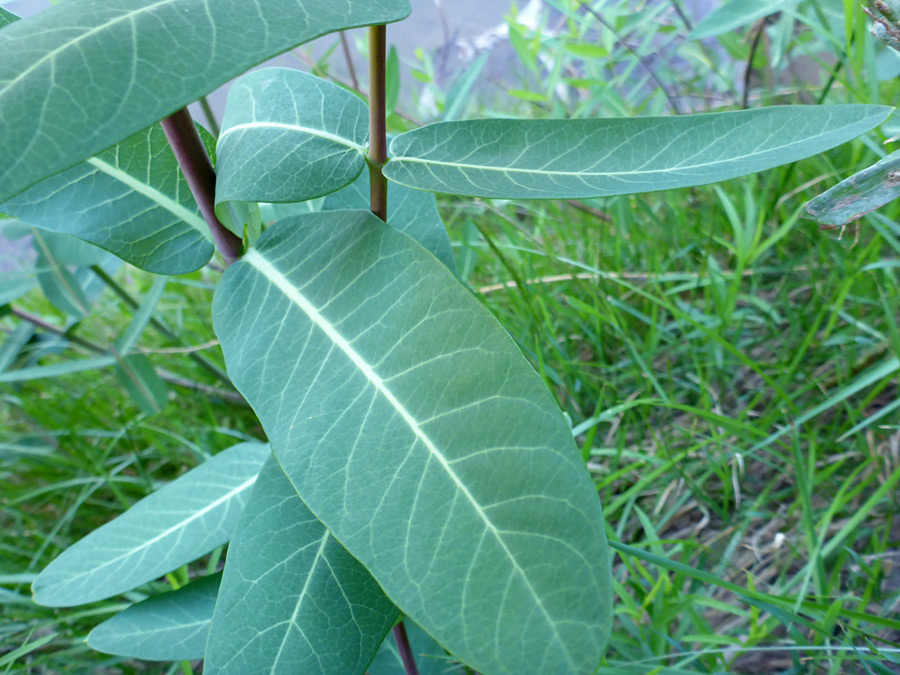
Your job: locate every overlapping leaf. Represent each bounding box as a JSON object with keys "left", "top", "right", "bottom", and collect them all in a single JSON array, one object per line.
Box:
[
  {"left": 216, "top": 68, "right": 369, "bottom": 208},
  {"left": 3, "top": 124, "right": 216, "bottom": 275},
  {"left": 206, "top": 455, "right": 397, "bottom": 674},
  {"left": 32, "top": 442, "right": 270, "bottom": 607},
  {"left": 383, "top": 106, "right": 892, "bottom": 199},
  {"left": 323, "top": 171, "right": 456, "bottom": 272},
  {"left": 804, "top": 149, "right": 900, "bottom": 226},
  {"left": 689, "top": 0, "right": 802, "bottom": 40},
  {"left": 0, "top": 0, "right": 410, "bottom": 203},
  {"left": 213, "top": 211, "right": 612, "bottom": 675},
  {"left": 88, "top": 573, "right": 221, "bottom": 661}
]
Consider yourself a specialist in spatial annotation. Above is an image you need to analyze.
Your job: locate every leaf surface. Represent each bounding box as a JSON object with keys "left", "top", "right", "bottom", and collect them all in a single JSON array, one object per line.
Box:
[
  {"left": 32, "top": 441, "right": 270, "bottom": 607},
  {"left": 31, "top": 229, "right": 92, "bottom": 319},
  {"left": 213, "top": 211, "right": 612, "bottom": 675},
  {"left": 88, "top": 573, "right": 220, "bottom": 661},
  {"left": 803, "top": 149, "right": 900, "bottom": 226},
  {"left": 206, "top": 455, "right": 397, "bottom": 674},
  {"left": 216, "top": 68, "right": 369, "bottom": 207},
  {"left": 689, "top": 0, "right": 802, "bottom": 40},
  {"left": 3, "top": 124, "right": 216, "bottom": 274},
  {"left": 384, "top": 106, "right": 892, "bottom": 199},
  {"left": 115, "top": 353, "right": 168, "bottom": 415},
  {"left": 0, "top": 0, "right": 410, "bottom": 203},
  {"left": 322, "top": 172, "right": 456, "bottom": 272}
]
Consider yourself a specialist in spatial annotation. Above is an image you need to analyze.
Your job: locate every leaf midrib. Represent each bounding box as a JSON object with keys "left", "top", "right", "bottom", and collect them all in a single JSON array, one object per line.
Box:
[
  {"left": 243, "top": 248, "right": 571, "bottom": 665},
  {"left": 219, "top": 122, "right": 367, "bottom": 155}
]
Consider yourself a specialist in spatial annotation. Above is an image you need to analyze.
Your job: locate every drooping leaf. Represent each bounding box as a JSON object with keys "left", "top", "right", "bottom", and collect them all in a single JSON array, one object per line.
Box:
[
  {"left": 206, "top": 455, "right": 397, "bottom": 674},
  {"left": 2, "top": 124, "right": 216, "bottom": 275},
  {"left": 803, "top": 149, "right": 900, "bottom": 226},
  {"left": 0, "top": 0, "right": 410, "bottom": 204},
  {"left": 31, "top": 229, "right": 92, "bottom": 319},
  {"left": 216, "top": 68, "right": 369, "bottom": 208},
  {"left": 88, "top": 573, "right": 221, "bottom": 661},
  {"left": 383, "top": 106, "right": 892, "bottom": 199},
  {"left": 32, "top": 441, "right": 270, "bottom": 607},
  {"left": 368, "top": 621, "right": 464, "bottom": 675},
  {"left": 115, "top": 353, "right": 168, "bottom": 415},
  {"left": 322, "top": 172, "right": 457, "bottom": 272},
  {"left": 689, "top": 0, "right": 802, "bottom": 40},
  {"left": 0, "top": 324, "right": 34, "bottom": 375},
  {"left": 213, "top": 211, "right": 612, "bottom": 675}
]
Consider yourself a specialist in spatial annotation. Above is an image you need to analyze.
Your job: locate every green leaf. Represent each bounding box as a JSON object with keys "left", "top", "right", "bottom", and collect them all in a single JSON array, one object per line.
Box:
[
  {"left": 206, "top": 455, "right": 398, "bottom": 674},
  {"left": 384, "top": 106, "right": 892, "bottom": 199},
  {"left": 386, "top": 46, "right": 401, "bottom": 115},
  {"left": 31, "top": 229, "right": 92, "bottom": 319},
  {"left": 2, "top": 124, "right": 216, "bottom": 275},
  {"left": 368, "top": 621, "right": 463, "bottom": 675},
  {"left": 690, "top": 0, "right": 802, "bottom": 40},
  {"left": 32, "top": 441, "right": 270, "bottom": 607},
  {"left": 115, "top": 354, "right": 168, "bottom": 415},
  {"left": 87, "top": 573, "right": 220, "bottom": 661},
  {"left": 803, "top": 149, "right": 900, "bottom": 226},
  {"left": 322, "top": 171, "right": 457, "bottom": 273},
  {"left": 216, "top": 68, "right": 369, "bottom": 211},
  {"left": 0, "top": 356, "right": 118, "bottom": 384},
  {"left": 0, "top": 7, "right": 17, "bottom": 28},
  {"left": 0, "top": 0, "right": 410, "bottom": 204},
  {"left": 213, "top": 211, "right": 612, "bottom": 675}
]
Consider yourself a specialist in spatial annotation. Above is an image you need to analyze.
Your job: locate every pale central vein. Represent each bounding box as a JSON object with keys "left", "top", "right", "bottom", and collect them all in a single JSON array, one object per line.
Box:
[
  {"left": 86, "top": 157, "right": 211, "bottom": 240},
  {"left": 243, "top": 249, "right": 563, "bottom": 642},
  {"left": 219, "top": 122, "right": 367, "bottom": 155}
]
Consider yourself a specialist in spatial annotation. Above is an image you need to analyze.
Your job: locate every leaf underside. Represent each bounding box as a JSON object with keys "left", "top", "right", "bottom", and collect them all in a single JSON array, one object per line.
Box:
[
  {"left": 213, "top": 210, "right": 612, "bottom": 675},
  {"left": 383, "top": 106, "right": 892, "bottom": 199},
  {"left": 0, "top": 0, "right": 410, "bottom": 203},
  {"left": 32, "top": 442, "right": 270, "bottom": 607},
  {"left": 206, "top": 454, "right": 398, "bottom": 674}
]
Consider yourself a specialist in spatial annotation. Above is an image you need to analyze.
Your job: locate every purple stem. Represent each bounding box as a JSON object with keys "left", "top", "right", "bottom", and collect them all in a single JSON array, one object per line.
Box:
[
  {"left": 160, "top": 108, "right": 243, "bottom": 266},
  {"left": 392, "top": 622, "right": 420, "bottom": 675}
]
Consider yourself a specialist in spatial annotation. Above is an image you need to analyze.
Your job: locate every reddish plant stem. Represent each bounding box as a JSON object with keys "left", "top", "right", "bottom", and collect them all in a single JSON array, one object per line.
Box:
[
  {"left": 392, "top": 622, "right": 420, "bottom": 675},
  {"left": 160, "top": 108, "right": 243, "bottom": 266},
  {"left": 368, "top": 25, "right": 389, "bottom": 222},
  {"left": 340, "top": 32, "right": 360, "bottom": 92}
]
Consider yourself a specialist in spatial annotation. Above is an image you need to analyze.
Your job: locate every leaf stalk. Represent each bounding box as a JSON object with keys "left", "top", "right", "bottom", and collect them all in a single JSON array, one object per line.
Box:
[{"left": 368, "top": 25, "right": 389, "bottom": 222}]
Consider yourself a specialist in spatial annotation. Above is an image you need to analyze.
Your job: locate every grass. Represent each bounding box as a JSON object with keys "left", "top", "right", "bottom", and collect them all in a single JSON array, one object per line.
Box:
[{"left": 2, "top": 0, "right": 900, "bottom": 672}]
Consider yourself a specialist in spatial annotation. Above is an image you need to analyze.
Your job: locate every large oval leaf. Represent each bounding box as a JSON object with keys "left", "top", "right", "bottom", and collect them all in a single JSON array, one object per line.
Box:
[
  {"left": 216, "top": 68, "right": 369, "bottom": 206},
  {"left": 2, "top": 124, "right": 216, "bottom": 275},
  {"left": 212, "top": 211, "right": 612, "bottom": 675},
  {"left": 88, "top": 573, "right": 221, "bottom": 661},
  {"left": 206, "top": 455, "right": 397, "bottom": 674},
  {"left": 32, "top": 442, "right": 270, "bottom": 607},
  {"left": 383, "top": 106, "right": 892, "bottom": 199},
  {"left": 0, "top": 0, "right": 410, "bottom": 203}
]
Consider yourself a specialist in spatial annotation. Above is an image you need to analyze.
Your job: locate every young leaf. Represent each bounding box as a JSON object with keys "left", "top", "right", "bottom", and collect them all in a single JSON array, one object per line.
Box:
[
  {"left": 216, "top": 68, "right": 369, "bottom": 209},
  {"left": 2, "top": 124, "right": 216, "bottom": 275},
  {"left": 87, "top": 573, "right": 221, "bottom": 661},
  {"left": 368, "top": 621, "right": 464, "bottom": 675},
  {"left": 213, "top": 211, "right": 612, "bottom": 675},
  {"left": 206, "top": 455, "right": 398, "bottom": 674},
  {"left": 383, "top": 106, "right": 892, "bottom": 199},
  {"left": 803, "top": 149, "right": 900, "bottom": 227},
  {"left": 0, "top": 0, "right": 411, "bottom": 204},
  {"left": 114, "top": 354, "right": 168, "bottom": 415},
  {"left": 689, "top": 0, "right": 802, "bottom": 40},
  {"left": 322, "top": 171, "right": 457, "bottom": 273},
  {"left": 32, "top": 442, "right": 270, "bottom": 607}
]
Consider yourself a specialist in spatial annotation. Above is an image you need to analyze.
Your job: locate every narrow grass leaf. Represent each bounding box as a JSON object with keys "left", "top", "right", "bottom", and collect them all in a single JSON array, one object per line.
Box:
[
  {"left": 216, "top": 68, "right": 369, "bottom": 208},
  {"left": 322, "top": 171, "right": 457, "bottom": 272},
  {"left": 384, "top": 106, "right": 891, "bottom": 199},
  {"left": 803, "top": 149, "right": 900, "bottom": 227},
  {"left": 114, "top": 354, "right": 168, "bottom": 415},
  {"left": 0, "top": 0, "right": 411, "bottom": 203},
  {"left": 0, "top": 356, "right": 118, "bottom": 383},
  {"left": 206, "top": 455, "right": 397, "bottom": 674},
  {"left": 88, "top": 573, "right": 220, "bottom": 661},
  {"left": 689, "top": 0, "right": 802, "bottom": 39},
  {"left": 115, "top": 278, "right": 167, "bottom": 355},
  {"left": 213, "top": 210, "right": 612, "bottom": 675},
  {"left": 32, "top": 441, "right": 270, "bottom": 607},
  {"left": 3, "top": 125, "right": 217, "bottom": 274}
]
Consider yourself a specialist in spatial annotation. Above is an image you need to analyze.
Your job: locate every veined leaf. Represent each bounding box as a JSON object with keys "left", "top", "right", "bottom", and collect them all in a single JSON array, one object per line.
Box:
[
  {"left": 368, "top": 621, "right": 463, "bottom": 675},
  {"left": 689, "top": 0, "right": 802, "bottom": 40},
  {"left": 216, "top": 68, "right": 369, "bottom": 209},
  {"left": 213, "top": 211, "right": 612, "bottom": 675},
  {"left": 322, "top": 172, "right": 457, "bottom": 273},
  {"left": 115, "top": 354, "right": 168, "bottom": 415},
  {"left": 32, "top": 441, "right": 270, "bottom": 607},
  {"left": 0, "top": 7, "right": 16, "bottom": 27},
  {"left": 88, "top": 573, "right": 220, "bottom": 661},
  {"left": 206, "top": 455, "right": 397, "bottom": 674},
  {"left": 3, "top": 124, "right": 216, "bottom": 275},
  {"left": 0, "top": 0, "right": 410, "bottom": 203},
  {"left": 384, "top": 106, "right": 892, "bottom": 199},
  {"left": 803, "top": 149, "right": 900, "bottom": 226}
]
